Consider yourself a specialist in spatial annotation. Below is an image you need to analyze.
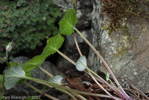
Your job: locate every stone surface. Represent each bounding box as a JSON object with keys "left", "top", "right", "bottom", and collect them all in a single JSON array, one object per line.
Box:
[
  {"left": 88, "top": 0, "right": 149, "bottom": 93},
  {"left": 5, "top": 56, "right": 63, "bottom": 95}
]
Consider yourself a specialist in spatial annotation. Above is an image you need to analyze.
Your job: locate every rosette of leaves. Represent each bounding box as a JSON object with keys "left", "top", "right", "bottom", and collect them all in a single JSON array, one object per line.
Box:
[
  {"left": 4, "top": 34, "right": 64, "bottom": 89},
  {"left": 0, "top": 0, "right": 61, "bottom": 56}
]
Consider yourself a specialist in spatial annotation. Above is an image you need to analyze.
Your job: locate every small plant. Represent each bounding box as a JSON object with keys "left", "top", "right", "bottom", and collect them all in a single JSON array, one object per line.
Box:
[
  {"left": 0, "top": 0, "right": 61, "bottom": 57},
  {"left": 0, "top": 9, "right": 148, "bottom": 100}
]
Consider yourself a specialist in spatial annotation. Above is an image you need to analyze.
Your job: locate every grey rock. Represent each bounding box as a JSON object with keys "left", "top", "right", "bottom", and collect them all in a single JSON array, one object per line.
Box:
[
  {"left": 54, "top": 0, "right": 73, "bottom": 9},
  {"left": 12, "top": 56, "right": 28, "bottom": 64},
  {"left": 88, "top": 0, "right": 103, "bottom": 71},
  {"left": 88, "top": 0, "right": 149, "bottom": 93}
]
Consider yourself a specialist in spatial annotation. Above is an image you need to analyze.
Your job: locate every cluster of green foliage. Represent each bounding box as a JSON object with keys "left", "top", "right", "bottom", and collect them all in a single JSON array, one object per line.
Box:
[
  {"left": 0, "top": 0, "right": 61, "bottom": 56},
  {"left": 99, "top": 0, "right": 149, "bottom": 56}
]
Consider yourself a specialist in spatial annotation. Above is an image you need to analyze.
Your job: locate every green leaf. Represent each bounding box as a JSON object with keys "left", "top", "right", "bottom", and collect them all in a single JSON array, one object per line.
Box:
[
  {"left": 47, "top": 17, "right": 54, "bottom": 25},
  {"left": 23, "top": 55, "right": 46, "bottom": 72},
  {"left": 59, "top": 9, "right": 77, "bottom": 35},
  {"left": 9, "top": 62, "right": 18, "bottom": 67},
  {"left": 76, "top": 56, "right": 87, "bottom": 71},
  {"left": 106, "top": 71, "right": 110, "bottom": 81},
  {"left": 41, "top": 34, "right": 64, "bottom": 56},
  {"left": 4, "top": 65, "right": 26, "bottom": 90}
]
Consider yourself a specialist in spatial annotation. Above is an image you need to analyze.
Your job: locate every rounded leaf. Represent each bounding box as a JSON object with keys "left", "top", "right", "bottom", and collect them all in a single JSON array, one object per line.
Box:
[
  {"left": 76, "top": 56, "right": 87, "bottom": 71},
  {"left": 59, "top": 9, "right": 77, "bottom": 35},
  {"left": 49, "top": 75, "right": 63, "bottom": 85},
  {"left": 4, "top": 65, "right": 26, "bottom": 90}
]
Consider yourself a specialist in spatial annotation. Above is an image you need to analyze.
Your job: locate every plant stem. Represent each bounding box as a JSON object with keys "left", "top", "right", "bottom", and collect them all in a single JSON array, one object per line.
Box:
[
  {"left": 57, "top": 88, "right": 77, "bottom": 100},
  {"left": 73, "top": 32, "right": 82, "bottom": 56},
  {"left": 65, "top": 86, "right": 87, "bottom": 100},
  {"left": 24, "top": 81, "right": 59, "bottom": 100},
  {"left": 57, "top": 50, "right": 76, "bottom": 65},
  {"left": 73, "top": 93, "right": 87, "bottom": 100},
  {"left": 109, "top": 79, "right": 120, "bottom": 91},
  {"left": 64, "top": 87, "right": 112, "bottom": 99},
  {"left": 73, "top": 31, "right": 117, "bottom": 98},
  {"left": 74, "top": 27, "right": 131, "bottom": 99},
  {"left": 85, "top": 68, "right": 125, "bottom": 98},
  {"left": 88, "top": 71, "right": 118, "bottom": 100},
  {"left": 5, "top": 52, "right": 10, "bottom": 68},
  {"left": 57, "top": 47, "right": 124, "bottom": 98},
  {"left": 25, "top": 76, "right": 112, "bottom": 99},
  {"left": 25, "top": 77, "right": 78, "bottom": 99},
  {"left": 73, "top": 31, "right": 113, "bottom": 99},
  {"left": 81, "top": 62, "right": 124, "bottom": 98},
  {"left": 39, "top": 66, "right": 53, "bottom": 77}
]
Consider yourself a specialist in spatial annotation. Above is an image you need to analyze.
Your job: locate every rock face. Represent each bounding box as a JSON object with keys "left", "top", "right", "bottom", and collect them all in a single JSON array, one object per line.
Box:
[
  {"left": 89, "top": 0, "right": 149, "bottom": 93},
  {"left": 54, "top": 0, "right": 149, "bottom": 93}
]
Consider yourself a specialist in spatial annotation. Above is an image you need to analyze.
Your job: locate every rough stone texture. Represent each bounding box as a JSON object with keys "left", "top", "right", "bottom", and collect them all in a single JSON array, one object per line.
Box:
[
  {"left": 88, "top": 0, "right": 103, "bottom": 71},
  {"left": 89, "top": 0, "right": 149, "bottom": 93},
  {"left": 98, "top": 23, "right": 149, "bottom": 93},
  {"left": 119, "top": 23, "right": 149, "bottom": 93},
  {"left": 5, "top": 56, "right": 62, "bottom": 95}
]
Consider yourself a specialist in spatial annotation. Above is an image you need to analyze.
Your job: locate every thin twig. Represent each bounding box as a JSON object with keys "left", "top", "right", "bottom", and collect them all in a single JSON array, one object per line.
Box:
[
  {"left": 57, "top": 50, "right": 76, "bottom": 65},
  {"left": 126, "top": 88, "right": 140, "bottom": 100},
  {"left": 128, "top": 81, "right": 149, "bottom": 100},
  {"left": 88, "top": 71, "right": 121, "bottom": 100}
]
